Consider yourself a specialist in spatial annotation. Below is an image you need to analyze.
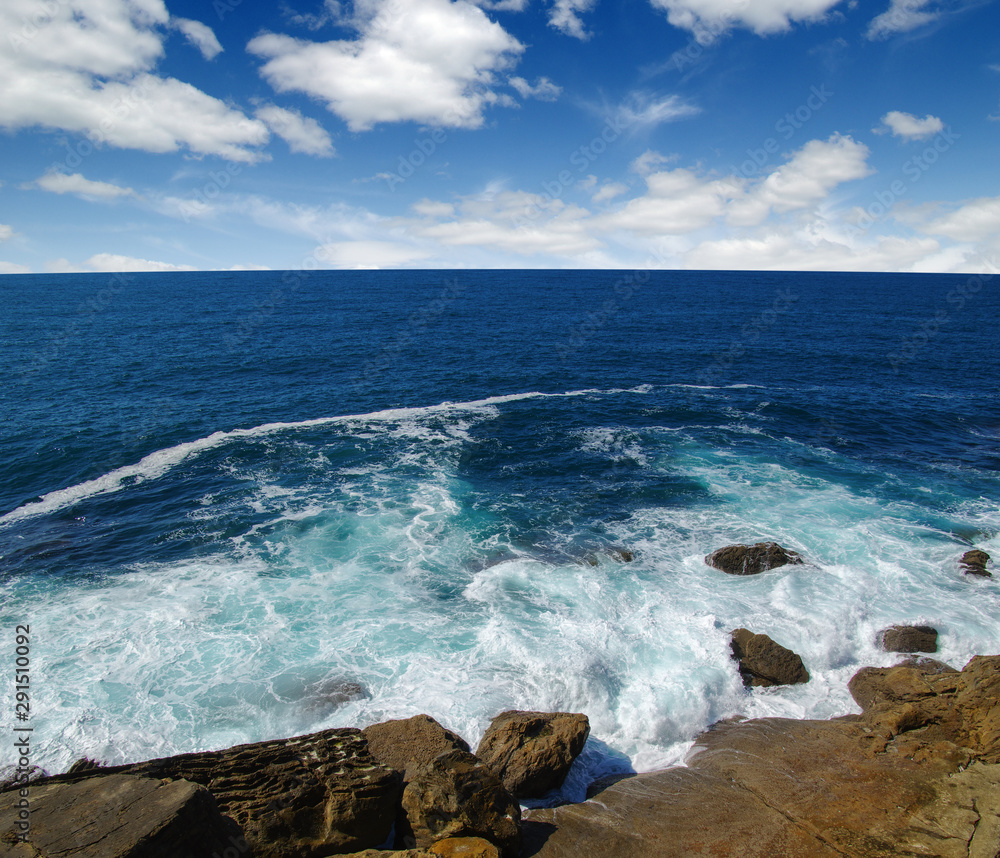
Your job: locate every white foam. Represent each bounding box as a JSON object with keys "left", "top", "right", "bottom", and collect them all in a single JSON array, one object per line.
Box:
[{"left": 1, "top": 388, "right": 649, "bottom": 526}]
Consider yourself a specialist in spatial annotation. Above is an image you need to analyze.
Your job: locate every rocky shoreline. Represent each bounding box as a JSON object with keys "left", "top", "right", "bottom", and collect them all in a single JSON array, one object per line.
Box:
[{"left": 3, "top": 544, "right": 996, "bottom": 857}]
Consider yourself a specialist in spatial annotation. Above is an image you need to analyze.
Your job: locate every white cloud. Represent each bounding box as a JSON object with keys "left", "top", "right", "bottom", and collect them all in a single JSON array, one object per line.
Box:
[
  {"left": 255, "top": 105, "right": 335, "bottom": 156},
  {"left": 412, "top": 199, "right": 456, "bottom": 217},
  {"left": 83, "top": 253, "right": 197, "bottom": 272},
  {"left": 0, "top": 224, "right": 13, "bottom": 241},
  {"left": 592, "top": 182, "right": 628, "bottom": 203},
  {"left": 866, "top": 0, "right": 939, "bottom": 39},
  {"left": 509, "top": 76, "right": 563, "bottom": 101},
  {"left": 614, "top": 93, "right": 700, "bottom": 130},
  {"left": 0, "top": 0, "right": 268, "bottom": 161},
  {"left": 727, "top": 134, "right": 872, "bottom": 225},
  {"left": 0, "top": 261, "right": 31, "bottom": 274},
  {"left": 173, "top": 18, "right": 223, "bottom": 60},
  {"left": 877, "top": 110, "right": 944, "bottom": 140},
  {"left": 316, "top": 240, "right": 433, "bottom": 268},
  {"left": 683, "top": 232, "right": 943, "bottom": 271},
  {"left": 649, "top": 0, "right": 844, "bottom": 40},
  {"left": 248, "top": 0, "right": 524, "bottom": 131},
  {"left": 550, "top": 0, "right": 596, "bottom": 39},
  {"left": 33, "top": 171, "right": 135, "bottom": 199},
  {"left": 923, "top": 197, "right": 1000, "bottom": 243}
]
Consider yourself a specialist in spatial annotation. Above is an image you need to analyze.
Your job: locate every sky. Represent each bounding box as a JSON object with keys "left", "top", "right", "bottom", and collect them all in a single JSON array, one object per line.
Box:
[{"left": 0, "top": 0, "right": 998, "bottom": 273}]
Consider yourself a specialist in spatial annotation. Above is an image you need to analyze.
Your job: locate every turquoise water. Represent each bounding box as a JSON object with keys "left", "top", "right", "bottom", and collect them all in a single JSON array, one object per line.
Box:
[{"left": 1, "top": 269, "right": 998, "bottom": 795}]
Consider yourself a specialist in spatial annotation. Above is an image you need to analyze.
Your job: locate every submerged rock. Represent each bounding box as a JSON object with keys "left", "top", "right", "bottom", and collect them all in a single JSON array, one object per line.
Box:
[
  {"left": 16, "top": 728, "right": 401, "bottom": 858},
  {"left": 877, "top": 624, "right": 938, "bottom": 654},
  {"left": 730, "top": 628, "right": 809, "bottom": 687},
  {"left": 400, "top": 750, "right": 521, "bottom": 858},
  {"left": 475, "top": 711, "right": 590, "bottom": 799},
  {"left": 960, "top": 549, "right": 992, "bottom": 577},
  {"left": 0, "top": 774, "right": 243, "bottom": 858},
  {"left": 704, "top": 542, "right": 803, "bottom": 575},
  {"left": 524, "top": 655, "right": 1000, "bottom": 858}
]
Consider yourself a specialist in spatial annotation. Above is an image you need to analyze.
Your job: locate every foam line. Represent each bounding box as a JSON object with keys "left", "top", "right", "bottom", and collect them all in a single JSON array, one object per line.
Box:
[{"left": 1, "top": 387, "right": 649, "bottom": 526}]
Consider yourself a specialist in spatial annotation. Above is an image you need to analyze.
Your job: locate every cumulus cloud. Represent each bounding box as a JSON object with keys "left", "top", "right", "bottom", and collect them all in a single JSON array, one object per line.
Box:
[
  {"left": 922, "top": 197, "right": 1000, "bottom": 243},
  {"left": 83, "top": 253, "right": 197, "bottom": 272},
  {"left": 866, "top": 0, "right": 939, "bottom": 39},
  {"left": 877, "top": 110, "right": 944, "bottom": 139},
  {"left": 33, "top": 171, "right": 136, "bottom": 199},
  {"left": 550, "top": 0, "right": 597, "bottom": 39},
  {"left": 0, "top": 224, "right": 13, "bottom": 241},
  {"left": 248, "top": 0, "right": 524, "bottom": 131},
  {"left": 173, "top": 18, "right": 224, "bottom": 60},
  {"left": 255, "top": 105, "right": 335, "bottom": 156},
  {"left": 0, "top": 0, "right": 268, "bottom": 161},
  {"left": 0, "top": 261, "right": 31, "bottom": 274},
  {"left": 509, "top": 76, "right": 563, "bottom": 101},
  {"left": 649, "top": 0, "right": 844, "bottom": 40},
  {"left": 727, "top": 134, "right": 872, "bottom": 225}
]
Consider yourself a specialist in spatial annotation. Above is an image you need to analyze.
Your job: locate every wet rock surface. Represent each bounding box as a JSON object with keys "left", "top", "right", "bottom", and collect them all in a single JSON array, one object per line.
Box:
[
  {"left": 524, "top": 656, "right": 1000, "bottom": 857},
  {"left": 704, "top": 542, "right": 803, "bottom": 575}
]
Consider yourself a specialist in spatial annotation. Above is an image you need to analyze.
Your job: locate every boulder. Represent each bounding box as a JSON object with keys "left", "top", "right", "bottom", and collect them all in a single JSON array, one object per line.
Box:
[
  {"left": 363, "top": 715, "right": 471, "bottom": 783},
  {"left": 400, "top": 750, "right": 520, "bottom": 858},
  {"left": 524, "top": 655, "right": 1000, "bottom": 857},
  {"left": 877, "top": 624, "right": 938, "bottom": 654},
  {"left": 0, "top": 774, "right": 244, "bottom": 857},
  {"left": 704, "top": 542, "right": 803, "bottom": 575},
  {"left": 21, "top": 728, "right": 401, "bottom": 858},
  {"left": 730, "top": 628, "right": 809, "bottom": 687},
  {"left": 475, "top": 711, "right": 590, "bottom": 799},
  {"left": 429, "top": 837, "right": 502, "bottom": 857},
  {"left": 961, "top": 549, "right": 992, "bottom": 577}
]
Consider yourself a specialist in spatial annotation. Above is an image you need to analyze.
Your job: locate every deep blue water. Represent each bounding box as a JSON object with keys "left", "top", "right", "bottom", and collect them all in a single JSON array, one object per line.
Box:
[{"left": 2, "top": 269, "right": 998, "bottom": 790}]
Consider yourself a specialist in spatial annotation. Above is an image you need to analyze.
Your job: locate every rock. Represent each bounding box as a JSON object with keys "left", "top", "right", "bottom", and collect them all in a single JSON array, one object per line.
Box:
[
  {"left": 585, "top": 772, "right": 635, "bottom": 798},
  {"left": 22, "top": 728, "right": 401, "bottom": 858},
  {"left": 524, "top": 655, "right": 1000, "bottom": 857},
  {"left": 704, "top": 542, "right": 803, "bottom": 575},
  {"left": 475, "top": 711, "right": 590, "bottom": 799},
  {"left": 363, "top": 715, "right": 471, "bottom": 783},
  {"left": 0, "top": 774, "right": 244, "bottom": 857},
  {"left": 429, "top": 836, "right": 502, "bottom": 857},
  {"left": 877, "top": 624, "right": 938, "bottom": 653},
  {"left": 400, "top": 750, "right": 520, "bottom": 858},
  {"left": 961, "top": 549, "right": 992, "bottom": 577},
  {"left": 66, "top": 758, "right": 103, "bottom": 774},
  {"left": 730, "top": 628, "right": 809, "bottom": 687}
]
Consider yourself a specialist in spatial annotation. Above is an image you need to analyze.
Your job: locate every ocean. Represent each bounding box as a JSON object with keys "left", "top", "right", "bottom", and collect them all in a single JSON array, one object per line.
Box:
[{"left": 2, "top": 268, "right": 998, "bottom": 798}]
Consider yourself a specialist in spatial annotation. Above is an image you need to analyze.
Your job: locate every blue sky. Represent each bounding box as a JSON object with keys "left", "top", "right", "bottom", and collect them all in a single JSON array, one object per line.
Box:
[{"left": 0, "top": 0, "right": 998, "bottom": 272}]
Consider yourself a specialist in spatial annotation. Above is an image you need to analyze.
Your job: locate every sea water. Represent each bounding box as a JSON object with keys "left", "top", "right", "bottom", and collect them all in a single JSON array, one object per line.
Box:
[{"left": 1, "top": 269, "right": 998, "bottom": 799}]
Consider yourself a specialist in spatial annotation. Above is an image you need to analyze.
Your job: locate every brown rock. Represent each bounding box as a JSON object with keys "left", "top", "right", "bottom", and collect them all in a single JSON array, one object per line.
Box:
[
  {"left": 400, "top": 750, "right": 520, "bottom": 858},
  {"left": 0, "top": 774, "right": 245, "bottom": 857},
  {"left": 19, "top": 728, "right": 401, "bottom": 858},
  {"left": 475, "top": 711, "right": 590, "bottom": 799},
  {"left": 961, "top": 549, "right": 992, "bottom": 577},
  {"left": 730, "top": 628, "right": 809, "bottom": 687},
  {"left": 363, "top": 715, "right": 470, "bottom": 783},
  {"left": 524, "top": 655, "right": 1000, "bottom": 857},
  {"left": 704, "top": 542, "right": 803, "bottom": 575},
  {"left": 877, "top": 624, "right": 938, "bottom": 653},
  {"left": 429, "top": 836, "right": 501, "bottom": 857}
]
